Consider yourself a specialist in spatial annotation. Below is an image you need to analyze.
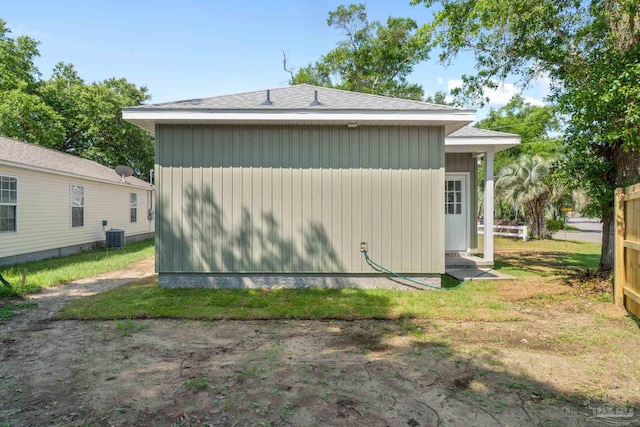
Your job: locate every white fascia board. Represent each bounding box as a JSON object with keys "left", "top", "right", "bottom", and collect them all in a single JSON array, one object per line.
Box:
[
  {"left": 123, "top": 109, "right": 476, "bottom": 126},
  {"left": 445, "top": 136, "right": 520, "bottom": 154},
  {"left": 0, "top": 160, "right": 153, "bottom": 190}
]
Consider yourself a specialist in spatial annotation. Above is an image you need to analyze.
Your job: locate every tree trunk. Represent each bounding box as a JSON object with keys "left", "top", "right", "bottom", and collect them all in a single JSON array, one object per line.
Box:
[
  {"left": 599, "top": 211, "right": 615, "bottom": 272},
  {"left": 525, "top": 194, "right": 549, "bottom": 239},
  {"left": 599, "top": 143, "right": 640, "bottom": 272}
]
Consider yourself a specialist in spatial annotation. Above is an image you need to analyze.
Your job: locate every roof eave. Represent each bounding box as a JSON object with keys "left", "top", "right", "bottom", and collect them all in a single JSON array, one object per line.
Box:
[
  {"left": 444, "top": 136, "right": 521, "bottom": 155},
  {"left": 122, "top": 109, "right": 476, "bottom": 135},
  {"left": 0, "top": 159, "right": 154, "bottom": 190}
]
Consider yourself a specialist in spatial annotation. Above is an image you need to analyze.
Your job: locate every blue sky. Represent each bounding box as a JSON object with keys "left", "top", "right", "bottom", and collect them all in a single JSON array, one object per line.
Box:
[{"left": 3, "top": 0, "right": 549, "bottom": 120}]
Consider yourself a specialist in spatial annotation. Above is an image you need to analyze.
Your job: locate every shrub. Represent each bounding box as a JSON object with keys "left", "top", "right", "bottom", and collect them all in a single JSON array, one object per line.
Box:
[{"left": 546, "top": 219, "right": 564, "bottom": 235}]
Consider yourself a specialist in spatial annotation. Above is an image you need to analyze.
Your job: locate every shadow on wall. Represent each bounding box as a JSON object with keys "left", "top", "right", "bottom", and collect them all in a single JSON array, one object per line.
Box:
[{"left": 157, "top": 184, "right": 345, "bottom": 274}]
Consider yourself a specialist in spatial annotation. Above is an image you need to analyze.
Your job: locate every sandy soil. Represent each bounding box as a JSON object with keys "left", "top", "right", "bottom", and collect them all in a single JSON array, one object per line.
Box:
[{"left": 1, "top": 258, "right": 639, "bottom": 427}]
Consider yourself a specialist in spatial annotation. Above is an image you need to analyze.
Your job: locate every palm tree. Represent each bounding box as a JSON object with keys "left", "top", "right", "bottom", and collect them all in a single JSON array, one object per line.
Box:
[{"left": 495, "top": 155, "right": 554, "bottom": 239}]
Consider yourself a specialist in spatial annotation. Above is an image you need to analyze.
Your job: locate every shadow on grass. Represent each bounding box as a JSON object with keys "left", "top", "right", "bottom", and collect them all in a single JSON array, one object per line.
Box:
[
  {"left": 493, "top": 251, "right": 599, "bottom": 277},
  {"left": 54, "top": 274, "right": 514, "bottom": 322},
  {"left": 335, "top": 317, "right": 639, "bottom": 425}
]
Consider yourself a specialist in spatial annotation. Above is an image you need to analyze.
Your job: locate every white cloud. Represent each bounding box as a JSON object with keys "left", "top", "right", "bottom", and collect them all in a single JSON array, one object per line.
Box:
[
  {"left": 485, "top": 82, "right": 520, "bottom": 105},
  {"left": 437, "top": 76, "right": 444, "bottom": 85},
  {"left": 533, "top": 72, "right": 552, "bottom": 98},
  {"left": 447, "top": 79, "right": 463, "bottom": 91},
  {"left": 446, "top": 78, "right": 547, "bottom": 107},
  {"left": 523, "top": 96, "right": 545, "bottom": 106}
]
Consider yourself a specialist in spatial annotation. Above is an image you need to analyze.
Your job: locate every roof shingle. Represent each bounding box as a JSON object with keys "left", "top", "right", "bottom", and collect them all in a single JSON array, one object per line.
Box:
[
  {"left": 129, "top": 84, "right": 466, "bottom": 112},
  {"left": 0, "top": 136, "right": 152, "bottom": 189},
  {"left": 448, "top": 127, "right": 519, "bottom": 138}
]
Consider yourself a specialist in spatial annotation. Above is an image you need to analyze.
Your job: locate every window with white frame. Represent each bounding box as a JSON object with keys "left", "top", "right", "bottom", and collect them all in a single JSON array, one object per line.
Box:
[
  {"left": 0, "top": 176, "right": 17, "bottom": 232},
  {"left": 130, "top": 193, "right": 137, "bottom": 223},
  {"left": 70, "top": 184, "right": 84, "bottom": 227}
]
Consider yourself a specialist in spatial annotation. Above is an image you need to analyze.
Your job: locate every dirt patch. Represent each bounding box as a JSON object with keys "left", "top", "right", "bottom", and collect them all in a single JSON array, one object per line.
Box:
[
  {"left": 1, "top": 258, "right": 640, "bottom": 426},
  {"left": 497, "top": 278, "right": 574, "bottom": 301}
]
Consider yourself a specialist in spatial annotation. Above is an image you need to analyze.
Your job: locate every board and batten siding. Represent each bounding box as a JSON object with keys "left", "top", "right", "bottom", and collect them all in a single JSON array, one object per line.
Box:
[
  {"left": 0, "top": 164, "right": 154, "bottom": 260},
  {"left": 155, "top": 124, "right": 445, "bottom": 275},
  {"left": 445, "top": 153, "right": 478, "bottom": 251}
]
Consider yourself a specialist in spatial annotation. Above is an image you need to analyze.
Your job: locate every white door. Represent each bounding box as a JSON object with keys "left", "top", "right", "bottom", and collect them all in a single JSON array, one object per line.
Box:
[{"left": 445, "top": 174, "right": 469, "bottom": 252}]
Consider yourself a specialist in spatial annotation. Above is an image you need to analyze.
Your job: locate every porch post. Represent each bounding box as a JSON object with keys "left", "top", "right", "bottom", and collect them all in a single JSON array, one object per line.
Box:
[{"left": 484, "top": 149, "right": 494, "bottom": 263}]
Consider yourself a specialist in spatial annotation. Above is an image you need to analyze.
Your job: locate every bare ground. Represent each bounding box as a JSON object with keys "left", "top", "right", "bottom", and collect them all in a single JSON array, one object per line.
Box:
[{"left": 1, "top": 258, "right": 639, "bottom": 427}]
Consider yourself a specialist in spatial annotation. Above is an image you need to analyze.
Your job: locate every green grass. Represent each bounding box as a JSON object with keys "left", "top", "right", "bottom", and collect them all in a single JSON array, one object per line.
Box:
[
  {"left": 55, "top": 275, "right": 520, "bottom": 321},
  {"left": 0, "top": 239, "right": 154, "bottom": 298},
  {"left": 183, "top": 376, "right": 209, "bottom": 394},
  {"left": 0, "top": 301, "right": 38, "bottom": 319},
  {"left": 49, "top": 236, "right": 601, "bottom": 321},
  {"left": 488, "top": 238, "right": 601, "bottom": 279}
]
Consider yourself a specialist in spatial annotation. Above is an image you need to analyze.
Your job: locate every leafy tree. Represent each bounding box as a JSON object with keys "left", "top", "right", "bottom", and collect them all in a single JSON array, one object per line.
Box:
[
  {"left": 0, "top": 19, "right": 154, "bottom": 179},
  {"left": 289, "top": 4, "right": 430, "bottom": 100},
  {"left": 0, "top": 19, "right": 40, "bottom": 92},
  {"left": 475, "top": 95, "right": 560, "bottom": 160},
  {"left": 39, "top": 64, "right": 154, "bottom": 176},
  {"left": 424, "top": 89, "right": 459, "bottom": 106},
  {"left": 475, "top": 95, "right": 561, "bottom": 196},
  {"left": 77, "top": 77, "right": 154, "bottom": 176},
  {"left": 472, "top": 95, "right": 562, "bottom": 221},
  {"left": 37, "top": 62, "right": 85, "bottom": 152},
  {"left": 411, "top": 0, "right": 640, "bottom": 271},
  {"left": 496, "top": 155, "right": 556, "bottom": 239},
  {"left": 0, "top": 88, "right": 65, "bottom": 145},
  {"left": 0, "top": 19, "right": 64, "bottom": 144}
]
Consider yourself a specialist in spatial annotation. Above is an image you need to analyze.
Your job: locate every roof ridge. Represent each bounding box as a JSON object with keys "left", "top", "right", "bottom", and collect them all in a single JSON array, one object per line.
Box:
[
  {"left": 141, "top": 84, "right": 301, "bottom": 108},
  {"left": 132, "top": 84, "right": 467, "bottom": 111},
  {"left": 294, "top": 84, "right": 458, "bottom": 109}
]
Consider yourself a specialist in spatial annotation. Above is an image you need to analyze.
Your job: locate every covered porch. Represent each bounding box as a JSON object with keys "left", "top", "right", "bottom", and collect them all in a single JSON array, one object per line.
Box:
[{"left": 443, "top": 127, "right": 520, "bottom": 280}]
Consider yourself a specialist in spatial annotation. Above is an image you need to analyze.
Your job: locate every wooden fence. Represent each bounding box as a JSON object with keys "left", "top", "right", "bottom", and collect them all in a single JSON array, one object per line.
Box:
[{"left": 614, "top": 183, "right": 640, "bottom": 317}]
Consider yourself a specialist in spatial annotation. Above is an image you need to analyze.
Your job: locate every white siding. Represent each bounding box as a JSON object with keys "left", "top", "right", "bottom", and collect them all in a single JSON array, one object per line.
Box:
[{"left": 0, "top": 165, "right": 154, "bottom": 260}]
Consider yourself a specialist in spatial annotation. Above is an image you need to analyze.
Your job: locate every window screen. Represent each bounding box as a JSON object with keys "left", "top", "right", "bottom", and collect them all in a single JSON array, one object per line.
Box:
[
  {"left": 71, "top": 185, "right": 84, "bottom": 227},
  {"left": 0, "top": 176, "right": 17, "bottom": 232}
]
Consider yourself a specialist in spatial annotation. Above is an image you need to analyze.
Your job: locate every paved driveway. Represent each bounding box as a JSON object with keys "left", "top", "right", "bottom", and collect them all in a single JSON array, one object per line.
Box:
[{"left": 553, "top": 217, "right": 602, "bottom": 243}]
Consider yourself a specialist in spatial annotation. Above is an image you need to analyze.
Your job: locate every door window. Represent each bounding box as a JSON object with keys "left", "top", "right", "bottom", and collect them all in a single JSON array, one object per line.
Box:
[{"left": 445, "top": 180, "right": 462, "bottom": 215}]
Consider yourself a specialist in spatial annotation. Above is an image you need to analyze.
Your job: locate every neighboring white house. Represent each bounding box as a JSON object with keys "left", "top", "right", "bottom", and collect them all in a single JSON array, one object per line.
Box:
[{"left": 0, "top": 136, "right": 155, "bottom": 266}]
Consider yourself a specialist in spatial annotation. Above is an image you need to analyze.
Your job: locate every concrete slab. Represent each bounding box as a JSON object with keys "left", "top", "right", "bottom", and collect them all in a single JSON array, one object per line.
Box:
[
  {"left": 446, "top": 268, "right": 516, "bottom": 281},
  {"left": 445, "top": 255, "right": 493, "bottom": 268}
]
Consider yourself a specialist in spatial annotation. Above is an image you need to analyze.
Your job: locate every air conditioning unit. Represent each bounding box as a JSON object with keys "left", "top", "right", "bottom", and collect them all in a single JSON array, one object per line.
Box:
[{"left": 105, "top": 229, "right": 126, "bottom": 249}]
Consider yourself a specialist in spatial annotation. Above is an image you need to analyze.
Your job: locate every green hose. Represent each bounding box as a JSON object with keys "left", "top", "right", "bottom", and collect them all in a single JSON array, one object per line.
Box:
[{"left": 362, "top": 249, "right": 492, "bottom": 291}]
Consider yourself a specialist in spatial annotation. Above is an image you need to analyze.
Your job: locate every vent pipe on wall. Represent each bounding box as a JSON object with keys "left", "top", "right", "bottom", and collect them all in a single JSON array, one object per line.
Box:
[{"left": 262, "top": 89, "right": 273, "bottom": 106}]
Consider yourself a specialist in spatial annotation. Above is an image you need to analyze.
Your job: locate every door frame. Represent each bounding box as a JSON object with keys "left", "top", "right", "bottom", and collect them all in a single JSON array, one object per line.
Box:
[{"left": 445, "top": 172, "right": 471, "bottom": 253}]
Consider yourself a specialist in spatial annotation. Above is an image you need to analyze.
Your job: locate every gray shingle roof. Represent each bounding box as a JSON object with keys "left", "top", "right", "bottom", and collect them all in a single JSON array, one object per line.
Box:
[
  {"left": 0, "top": 136, "right": 152, "bottom": 189},
  {"left": 130, "top": 84, "right": 466, "bottom": 112},
  {"left": 448, "top": 127, "right": 519, "bottom": 138}
]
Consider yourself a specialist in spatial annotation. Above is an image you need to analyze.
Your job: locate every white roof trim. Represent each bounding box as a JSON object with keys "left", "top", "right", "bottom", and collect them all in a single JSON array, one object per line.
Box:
[
  {"left": 0, "top": 159, "right": 153, "bottom": 190},
  {"left": 445, "top": 135, "right": 520, "bottom": 154},
  {"left": 123, "top": 109, "right": 475, "bottom": 134}
]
